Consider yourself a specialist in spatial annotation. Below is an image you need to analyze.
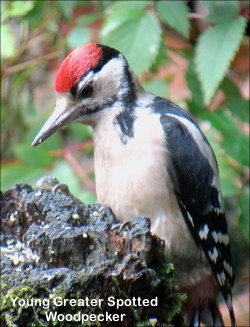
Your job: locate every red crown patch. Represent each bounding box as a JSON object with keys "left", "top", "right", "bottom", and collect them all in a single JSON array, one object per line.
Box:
[{"left": 54, "top": 43, "right": 103, "bottom": 93}]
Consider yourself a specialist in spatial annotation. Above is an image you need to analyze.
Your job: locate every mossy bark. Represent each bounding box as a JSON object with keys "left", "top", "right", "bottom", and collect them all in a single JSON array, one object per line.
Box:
[{"left": 1, "top": 183, "right": 186, "bottom": 327}]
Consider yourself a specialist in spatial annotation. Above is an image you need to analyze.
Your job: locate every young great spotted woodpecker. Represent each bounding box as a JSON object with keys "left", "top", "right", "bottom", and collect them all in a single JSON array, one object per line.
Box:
[{"left": 32, "top": 43, "right": 236, "bottom": 326}]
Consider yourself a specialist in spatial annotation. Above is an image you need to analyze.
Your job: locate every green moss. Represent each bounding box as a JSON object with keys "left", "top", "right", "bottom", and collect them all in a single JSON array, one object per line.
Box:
[
  {"left": 136, "top": 322, "right": 153, "bottom": 327},
  {"left": 0, "top": 281, "right": 51, "bottom": 327},
  {"left": 159, "top": 263, "right": 187, "bottom": 323},
  {"left": 1, "top": 284, "right": 35, "bottom": 311},
  {"left": 3, "top": 312, "right": 18, "bottom": 327}
]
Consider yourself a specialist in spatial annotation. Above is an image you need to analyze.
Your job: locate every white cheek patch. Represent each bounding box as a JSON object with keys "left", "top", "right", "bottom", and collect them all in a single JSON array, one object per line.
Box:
[
  {"left": 95, "top": 56, "right": 125, "bottom": 86},
  {"left": 78, "top": 56, "right": 126, "bottom": 100},
  {"left": 100, "top": 55, "right": 125, "bottom": 80}
]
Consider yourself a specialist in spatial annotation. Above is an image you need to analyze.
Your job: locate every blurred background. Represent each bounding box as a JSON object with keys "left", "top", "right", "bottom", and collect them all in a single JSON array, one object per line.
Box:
[{"left": 1, "top": 1, "right": 249, "bottom": 325}]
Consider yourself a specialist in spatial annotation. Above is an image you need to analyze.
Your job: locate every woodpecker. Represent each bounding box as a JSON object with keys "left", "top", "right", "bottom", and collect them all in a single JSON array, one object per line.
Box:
[{"left": 32, "top": 43, "right": 236, "bottom": 326}]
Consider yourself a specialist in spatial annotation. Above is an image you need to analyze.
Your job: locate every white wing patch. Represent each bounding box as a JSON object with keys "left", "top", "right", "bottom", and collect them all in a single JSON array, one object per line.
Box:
[
  {"left": 223, "top": 260, "right": 234, "bottom": 278},
  {"left": 187, "top": 211, "right": 194, "bottom": 227},
  {"left": 199, "top": 224, "right": 209, "bottom": 240},
  {"left": 217, "top": 271, "right": 226, "bottom": 286},
  {"left": 208, "top": 247, "right": 219, "bottom": 263},
  {"left": 212, "top": 207, "right": 224, "bottom": 215},
  {"left": 212, "top": 231, "right": 229, "bottom": 246}
]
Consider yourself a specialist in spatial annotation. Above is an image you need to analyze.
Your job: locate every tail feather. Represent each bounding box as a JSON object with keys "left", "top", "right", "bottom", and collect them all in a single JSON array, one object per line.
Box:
[
  {"left": 209, "top": 302, "right": 225, "bottom": 327},
  {"left": 229, "top": 307, "right": 236, "bottom": 327},
  {"left": 188, "top": 301, "right": 228, "bottom": 327},
  {"left": 189, "top": 305, "right": 202, "bottom": 327},
  {"left": 189, "top": 312, "right": 200, "bottom": 327},
  {"left": 226, "top": 295, "right": 237, "bottom": 327}
]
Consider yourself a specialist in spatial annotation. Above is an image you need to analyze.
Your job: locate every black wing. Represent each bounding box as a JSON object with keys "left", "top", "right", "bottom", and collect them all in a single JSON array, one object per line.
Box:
[{"left": 157, "top": 102, "right": 235, "bottom": 325}]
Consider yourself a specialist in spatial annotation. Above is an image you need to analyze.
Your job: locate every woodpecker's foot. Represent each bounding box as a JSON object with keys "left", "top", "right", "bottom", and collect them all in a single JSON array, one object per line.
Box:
[
  {"left": 110, "top": 221, "right": 131, "bottom": 233},
  {"left": 35, "top": 176, "right": 70, "bottom": 194},
  {"left": 52, "top": 183, "right": 70, "bottom": 194}
]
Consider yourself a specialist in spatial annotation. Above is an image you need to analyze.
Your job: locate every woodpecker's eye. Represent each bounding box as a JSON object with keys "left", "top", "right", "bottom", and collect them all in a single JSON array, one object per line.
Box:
[{"left": 80, "top": 84, "right": 93, "bottom": 98}]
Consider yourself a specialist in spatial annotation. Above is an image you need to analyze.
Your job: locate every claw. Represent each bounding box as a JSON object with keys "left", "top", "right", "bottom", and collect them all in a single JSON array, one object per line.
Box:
[
  {"left": 35, "top": 176, "right": 60, "bottom": 189},
  {"left": 110, "top": 221, "right": 131, "bottom": 233},
  {"left": 35, "top": 176, "right": 69, "bottom": 194},
  {"left": 52, "top": 183, "right": 69, "bottom": 194}
]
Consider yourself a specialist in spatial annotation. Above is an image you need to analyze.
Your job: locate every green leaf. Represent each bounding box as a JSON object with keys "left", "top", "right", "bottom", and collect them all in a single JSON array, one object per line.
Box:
[
  {"left": 56, "top": 0, "right": 78, "bottom": 20},
  {"left": 202, "top": 111, "right": 249, "bottom": 167},
  {"left": 220, "top": 78, "right": 249, "bottom": 122},
  {"left": 98, "top": 0, "right": 113, "bottom": 11},
  {"left": 238, "top": 187, "right": 250, "bottom": 242},
  {"left": 13, "top": 143, "right": 53, "bottom": 167},
  {"left": 27, "top": 123, "right": 62, "bottom": 151},
  {"left": 0, "top": 24, "right": 15, "bottom": 58},
  {"left": 102, "top": 12, "right": 161, "bottom": 75},
  {"left": 149, "top": 41, "right": 168, "bottom": 73},
  {"left": 0, "top": 1, "right": 7, "bottom": 20},
  {"left": 69, "top": 124, "right": 93, "bottom": 143},
  {"left": 220, "top": 77, "right": 242, "bottom": 99},
  {"left": 50, "top": 161, "right": 96, "bottom": 204},
  {"left": 195, "top": 16, "right": 247, "bottom": 104},
  {"left": 1, "top": 163, "right": 44, "bottom": 191},
  {"left": 102, "top": 1, "right": 150, "bottom": 38},
  {"left": 76, "top": 13, "right": 103, "bottom": 25},
  {"left": 24, "top": 1, "right": 46, "bottom": 30},
  {"left": 225, "top": 98, "right": 249, "bottom": 123},
  {"left": 204, "top": 0, "right": 239, "bottom": 24},
  {"left": 155, "top": 0, "right": 190, "bottom": 38},
  {"left": 66, "top": 27, "right": 90, "bottom": 48},
  {"left": 1, "top": 1, "right": 34, "bottom": 20},
  {"left": 186, "top": 61, "right": 205, "bottom": 114},
  {"left": 142, "top": 78, "right": 169, "bottom": 98}
]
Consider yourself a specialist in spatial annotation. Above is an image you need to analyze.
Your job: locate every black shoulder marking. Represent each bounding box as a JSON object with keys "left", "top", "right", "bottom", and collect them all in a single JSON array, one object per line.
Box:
[
  {"left": 115, "top": 110, "right": 135, "bottom": 141},
  {"left": 153, "top": 96, "right": 195, "bottom": 121},
  {"left": 161, "top": 114, "right": 235, "bottom": 315},
  {"left": 115, "top": 64, "right": 136, "bottom": 143}
]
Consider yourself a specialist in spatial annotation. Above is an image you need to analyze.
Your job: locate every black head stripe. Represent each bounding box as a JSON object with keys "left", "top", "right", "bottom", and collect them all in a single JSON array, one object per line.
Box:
[{"left": 93, "top": 44, "right": 121, "bottom": 74}]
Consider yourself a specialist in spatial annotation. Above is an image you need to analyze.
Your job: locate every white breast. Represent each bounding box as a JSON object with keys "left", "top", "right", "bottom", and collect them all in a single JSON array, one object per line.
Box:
[{"left": 93, "top": 108, "right": 200, "bottom": 260}]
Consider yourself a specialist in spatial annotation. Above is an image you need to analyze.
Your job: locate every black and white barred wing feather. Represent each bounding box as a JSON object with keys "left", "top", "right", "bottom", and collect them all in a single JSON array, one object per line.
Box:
[{"left": 160, "top": 110, "right": 236, "bottom": 326}]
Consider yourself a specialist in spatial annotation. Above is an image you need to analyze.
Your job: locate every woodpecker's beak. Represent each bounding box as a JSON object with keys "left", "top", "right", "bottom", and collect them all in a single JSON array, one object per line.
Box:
[{"left": 32, "top": 100, "right": 77, "bottom": 147}]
